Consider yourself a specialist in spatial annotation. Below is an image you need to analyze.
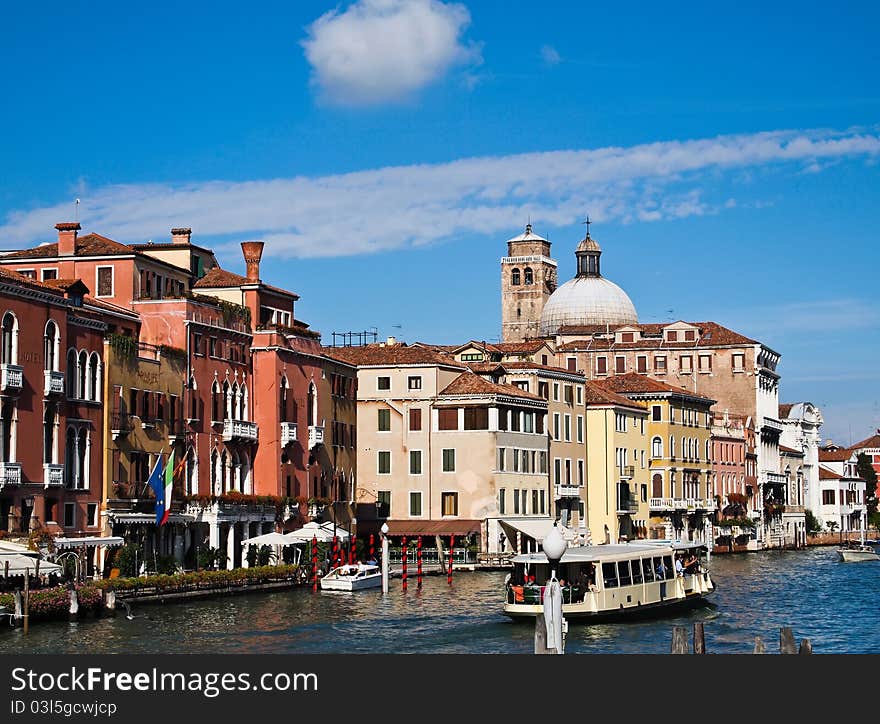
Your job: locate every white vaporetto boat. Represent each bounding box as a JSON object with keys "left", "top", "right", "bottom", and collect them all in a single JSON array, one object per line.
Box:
[
  {"left": 320, "top": 563, "right": 383, "bottom": 591},
  {"left": 836, "top": 512, "right": 879, "bottom": 562},
  {"left": 503, "top": 540, "right": 715, "bottom": 621}
]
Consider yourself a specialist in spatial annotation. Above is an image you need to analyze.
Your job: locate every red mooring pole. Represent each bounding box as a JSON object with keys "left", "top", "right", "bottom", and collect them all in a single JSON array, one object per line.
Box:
[
  {"left": 332, "top": 536, "right": 338, "bottom": 569},
  {"left": 311, "top": 535, "right": 318, "bottom": 591},
  {"left": 447, "top": 535, "right": 455, "bottom": 585},
  {"left": 349, "top": 534, "right": 356, "bottom": 565},
  {"left": 417, "top": 535, "right": 423, "bottom": 589},
  {"left": 402, "top": 535, "right": 408, "bottom": 592},
  {"left": 369, "top": 534, "right": 375, "bottom": 561}
]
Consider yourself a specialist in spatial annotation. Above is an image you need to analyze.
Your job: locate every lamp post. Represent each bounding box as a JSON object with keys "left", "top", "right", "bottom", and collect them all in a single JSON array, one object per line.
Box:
[
  {"left": 538, "top": 522, "right": 568, "bottom": 655},
  {"left": 380, "top": 522, "right": 389, "bottom": 594}
]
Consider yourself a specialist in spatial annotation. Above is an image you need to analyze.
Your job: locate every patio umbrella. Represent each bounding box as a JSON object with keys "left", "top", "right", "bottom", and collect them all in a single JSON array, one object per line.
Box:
[
  {"left": 0, "top": 554, "right": 62, "bottom": 576},
  {"left": 286, "top": 522, "right": 349, "bottom": 542}
]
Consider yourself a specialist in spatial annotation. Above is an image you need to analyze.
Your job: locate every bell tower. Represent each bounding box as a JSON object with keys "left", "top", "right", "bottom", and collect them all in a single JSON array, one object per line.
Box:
[{"left": 500, "top": 224, "right": 557, "bottom": 342}]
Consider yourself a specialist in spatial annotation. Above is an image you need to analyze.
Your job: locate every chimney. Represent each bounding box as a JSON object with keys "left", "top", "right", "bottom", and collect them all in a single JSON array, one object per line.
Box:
[
  {"left": 55, "top": 222, "right": 80, "bottom": 256},
  {"left": 240, "top": 241, "right": 264, "bottom": 283},
  {"left": 386, "top": 336, "right": 397, "bottom": 346},
  {"left": 171, "top": 227, "right": 192, "bottom": 245}
]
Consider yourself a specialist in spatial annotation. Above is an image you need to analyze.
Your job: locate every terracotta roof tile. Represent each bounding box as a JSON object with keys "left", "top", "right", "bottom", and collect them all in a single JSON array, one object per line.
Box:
[
  {"left": 778, "top": 403, "right": 794, "bottom": 419},
  {"left": 492, "top": 340, "right": 550, "bottom": 354},
  {"left": 779, "top": 445, "right": 804, "bottom": 455},
  {"left": 819, "top": 466, "right": 841, "bottom": 480},
  {"left": 440, "top": 372, "right": 544, "bottom": 401},
  {"left": 592, "top": 373, "right": 715, "bottom": 403},
  {"left": 583, "top": 381, "right": 647, "bottom": 411},
  {"left": 0, "top": 267, "right": 65, "bottom": 295},
  {"left": 819, "top": 449, "right": 854, "bottom": 462},
  {"left": 501, "top": 361, "right": 584, "bottom": 376},
  {"left": 323, "top": 344, "right": 464, "bottom": 368},
  {"left": 3, "top": 233, "right": 135, "bottom": 259},
  {"left": 557, "top": 321, "right": 757, "bottom": 350},
  {"left": 848, "top": 431, "right": 880, "bottom": 451},
  {"left": 193, "top": 267, "right": 251, "bottom": 288},
  {"left": 465, "top": 362, "right": 507, "bottom": 374}
]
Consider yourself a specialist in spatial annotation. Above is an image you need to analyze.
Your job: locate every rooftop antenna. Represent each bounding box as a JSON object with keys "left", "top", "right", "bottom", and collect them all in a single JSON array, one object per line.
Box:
[{"left": 74, "top": 198, "right": 80, "bottom": 222}]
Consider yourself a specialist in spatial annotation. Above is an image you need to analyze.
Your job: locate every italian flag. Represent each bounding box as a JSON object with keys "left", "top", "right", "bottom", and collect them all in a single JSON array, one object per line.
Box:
[{"left": 160, "top": 451, "right": 174, "bottom": 526}]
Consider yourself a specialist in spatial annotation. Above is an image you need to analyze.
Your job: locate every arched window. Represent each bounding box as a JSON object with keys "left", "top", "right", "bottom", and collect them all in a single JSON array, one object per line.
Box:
[
  {"left": 0, "top": 401, "right": 13, "bottom": 463},
  {"left": 240, "top": 452, "right": 251, "bottom": 494},
  {"left": 706, "top": 440, "right": 712, "bottom": 461},
  {"left": 88, "top": 352, "right": 100, "bottom": 401},
  {"left": 231, "top": 451, "right": 240, "bottom": 491},
  {"left": 44, "top": 322, "right": 59, "bottom": 372},
  {"left": 280, "top": 375, "right": 289, "bottom": 422},
  {"left": 65, "top": 428, "right": 76, "bottom": 489},
  {"left": 511, "top": 268, "right": 521, "bottom": 286},
  {"left": 223, "top": 381, "right": 231, "bottom": 421},
  {"left": 78, "top": 350, "right": 87, "bottom": 399},
  {"left": 66, "top": 349, "right": 77, "bottom": 397},
  {"left": 241, "top": 384, "right": 249, "bottom": 421},
  {"left": 210, "top": 449, "right": 219, "bottom": 494},
  {"left": 307, "top": 382, "right": 317, "bottom": 427},
  {"left": 230, "top": 382, "right": 239, "bottom": 420},
  {"left": 77, "top": 428, "right": 88, "bottom": 489},
  {"left": 524, "top": 267, "right": 533, "bottom": 285},
  {"left": 43, "top": 405, "right": 57, "bottom": 464},
  {"left": 186, "top": 446, "right": 198, "bottom": 496},
  {"left": 1, "top": 312, "right": 17, "bottom": 365},
  {"left": 189, "top": 376, "right": 198, "bottom": 420},
  {"left": 652, "top": 473, "right": 663, "bottom": 498},
  {"left": 211, "top": 380, "right": 221, "bottom": 422},
  {"left": 220, "top": 451, "right": 228, "bottom": 493},
  {"left": 669, "top": 435, "right": 675, "bottom": 458},
  {"left": 651, "top": 436, "right": 663, "bottom": 458}
]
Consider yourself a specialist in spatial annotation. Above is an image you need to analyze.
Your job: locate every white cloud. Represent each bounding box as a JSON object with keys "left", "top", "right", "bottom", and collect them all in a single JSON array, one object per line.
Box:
[
  {"left": 301, "top": 0, "right": 481, "bottom": 106},
  {"left": 1, "top": 127, "right": 879, "bottom": 259},
  {"left": 540, "top": 45, "right": 561, "bottom": 66}
]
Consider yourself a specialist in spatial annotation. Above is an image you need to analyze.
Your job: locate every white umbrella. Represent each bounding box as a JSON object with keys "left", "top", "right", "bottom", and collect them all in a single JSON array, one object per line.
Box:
[
  {"left": 0, "top": 554, "right": 62, "bottom": 576},
  {"left": 285, "top": 521, "right": 350, "bottom": 542},
  {"left": 241, "top": 532, "right": 295, "bottom": 547}
]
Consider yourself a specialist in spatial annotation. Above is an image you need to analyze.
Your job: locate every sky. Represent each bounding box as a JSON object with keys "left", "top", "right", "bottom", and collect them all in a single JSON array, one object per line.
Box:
[{"left": 1, "top": 1, "right": 878, "bottom": 444}]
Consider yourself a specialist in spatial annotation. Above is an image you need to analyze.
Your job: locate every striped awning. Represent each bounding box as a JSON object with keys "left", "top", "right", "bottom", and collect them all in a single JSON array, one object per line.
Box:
[{"left": 384, "top": 520, "right": 481, "bottom": 537}]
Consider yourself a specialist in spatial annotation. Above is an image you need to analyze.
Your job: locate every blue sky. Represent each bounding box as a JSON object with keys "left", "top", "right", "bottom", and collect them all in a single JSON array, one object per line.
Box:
[{"left": 1, "top": 1, "right": 879, "bottom": 443}]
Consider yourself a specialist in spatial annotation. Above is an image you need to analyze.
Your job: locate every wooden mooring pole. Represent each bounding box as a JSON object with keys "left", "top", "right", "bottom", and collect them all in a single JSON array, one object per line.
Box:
[
  {"left": 673, "top": 625, "right": 812, "bottom": 654},
  {"left": 22, "top": 571, "right": 29, "bottom": 635}
]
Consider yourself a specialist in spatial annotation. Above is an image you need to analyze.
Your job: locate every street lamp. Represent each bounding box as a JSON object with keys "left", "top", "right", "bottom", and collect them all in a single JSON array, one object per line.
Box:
[
  {"left": 380, "top": 522, "right": 389, "bottom": 594},
  {"left": 542, "top": 522, "right": 567, "bottom": 582}
]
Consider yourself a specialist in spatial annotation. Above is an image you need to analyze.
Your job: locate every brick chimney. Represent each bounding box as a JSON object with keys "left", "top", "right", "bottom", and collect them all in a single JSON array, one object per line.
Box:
[
  {"left": 171, "top": 227, "right": 192, "bottom": 245},
  {"left": 241, "top": 241, "right": 264, "bottom": 283},
  {"left": 55, "top": 222, "right": 80, "bottom": 256}
]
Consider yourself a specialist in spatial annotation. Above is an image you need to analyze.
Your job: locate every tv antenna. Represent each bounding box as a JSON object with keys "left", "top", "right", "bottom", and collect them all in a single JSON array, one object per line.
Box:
[{"left": 74, "top": 198, "right": 80, "bottom": 222}]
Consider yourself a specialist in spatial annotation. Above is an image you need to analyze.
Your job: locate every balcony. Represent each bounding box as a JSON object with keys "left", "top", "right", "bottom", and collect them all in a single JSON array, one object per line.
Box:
[
  {"left": 43, "top": 463, "right": 64, "bottom": 488},
  {"left": 764, "top": 471, "right": 787, "bottom": 486},
  {"left": 308, "top": 425, "right": 324, "bottom": 449},
  {"left": 673, "top": 498, "right": 688, "bottom": 510},
  {"left": 0, "top": 462, "right": 22, "bottom": 487},
  {"left": 555, "top": 484, "right": 581, "bottom": 498},
  {"left": 761, "top": 417, "right": 783, "bottom": 434},
  {"left": 650, "top": 497, "right": 674, "bottom": 511},
  {"left": 0, "top": 364, "right": 23, "bottom": 393},
  {"left": 281, "top": 421, "right": 298, "bottom": 446},
  {"left": 616, "top": 499, "right": 640, "bottom": 514},
  {"left": 111, "top": 413, "right": 133, "bottom": 440},
  {"left": 619, "top": 466, "right": 635, "bottom": 479},
  {"left": 44, "top": 370, "right": 65, "bottom": 397},
  {"left": 222, "top": 419, "right": 259, "bottom": 443}
]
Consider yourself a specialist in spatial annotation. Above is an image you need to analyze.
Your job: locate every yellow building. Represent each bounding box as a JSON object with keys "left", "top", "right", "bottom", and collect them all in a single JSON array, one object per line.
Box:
[
  {"left": 582, "top": 382, "right": 649, "bottom": 545},
  {"left": 594, "top": 374, "right": 715, "bottom": 543}
]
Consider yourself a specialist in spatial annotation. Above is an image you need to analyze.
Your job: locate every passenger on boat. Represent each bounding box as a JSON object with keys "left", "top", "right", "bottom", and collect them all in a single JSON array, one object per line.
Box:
[
  {"left": 683, "top": 554, "right": 700, "bottom": 574},
  {"left": 674, "top": 555, "right": 685, "bottom": 577}
]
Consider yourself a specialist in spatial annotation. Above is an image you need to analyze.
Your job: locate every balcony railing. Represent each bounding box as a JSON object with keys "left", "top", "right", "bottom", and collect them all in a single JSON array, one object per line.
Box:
[
  {"left": 0, "top": 462, "right": 22, "bottom": 487},
  {"left": 308, "top": 425, "right": 324, "bottom": 449},
  {"left": 616, "top": 499, "right": 640, "bottom": 514},
  {"left": 0, "top": 364, "right": 23, "bottom": 393},
  {"left": 281, "top": 421, "right": 298, "bottom": 446},
  {"left": 44, "top": 370, "right": 65, "bottom": 396},
  {"left": 111, "top": 413, "right": 133, "bottom": 440},
  {"left": 673, "top": 498, "right": 688, "bottom": 510},
  {"left": 555, "top": 484, "right": 581, "bottom": 498},
  {"left": 43, "top": 463, "right": 64, "bottom": 487},
  {"left": 222, "top": 419, "right": 259, "bottom": 442},
  {"left": 763, "top": 471, "right": 787, "bottom": 487},
  {"left": 650, "top": 497, "right": 674, "bottom": 511},
  {"left": 619, "top": 466, "right": 635, "bottom": 479},
  {"left": 761, "top": 417, "right": 783, "bottom": 434}
]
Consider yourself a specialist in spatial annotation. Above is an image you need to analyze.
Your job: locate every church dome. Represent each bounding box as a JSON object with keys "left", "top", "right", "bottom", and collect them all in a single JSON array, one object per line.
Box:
[
  {"left": 538, "top": 227, "right": 637, "bottom": 336},
  {"left": 539, "top": 277, "right": 638, "bottom": 335}
]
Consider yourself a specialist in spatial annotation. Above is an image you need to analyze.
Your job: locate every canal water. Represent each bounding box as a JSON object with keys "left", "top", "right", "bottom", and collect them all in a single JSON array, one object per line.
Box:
[{"left": 2, "top": 547, "right": 877, "bottom": 654}]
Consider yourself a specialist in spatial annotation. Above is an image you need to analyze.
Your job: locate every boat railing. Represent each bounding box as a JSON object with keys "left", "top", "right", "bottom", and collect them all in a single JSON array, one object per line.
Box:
[{"left": 506, "top": 583, "right": 585, "bottom": 605}]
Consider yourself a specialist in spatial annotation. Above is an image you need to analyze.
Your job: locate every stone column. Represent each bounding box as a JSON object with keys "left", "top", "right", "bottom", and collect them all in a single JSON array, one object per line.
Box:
[
  {"left": 209, "top": 521, "right": 220, "bottom": 550},
  {"left": 174, "top": 528, "right": 185, "bottom": 564},
  {"left": 226, "top": 523, "right": 236, "bottom": 570},
  {"left": 241, "top": 522, "right": 250, "bottom": 568}
]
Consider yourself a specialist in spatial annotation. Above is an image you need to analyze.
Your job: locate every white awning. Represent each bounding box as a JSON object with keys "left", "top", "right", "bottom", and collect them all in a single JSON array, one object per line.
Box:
[
  {"left": 54, "top": 536, "right": 125, "bottom": 549},
  {"left": 0, "top": 554, "right": 63, "bottom": 575},
  {"left": 286, "top": 521, "right": 351, "bottom": 542},
  {"left": 108, "top": 513, "right": 195, "bottom": 525},
  {"left": 499, "top": 518, "right": 556, "bottom": 542},
  {"left": 242, "top": 532, "right": 295, "bottom": 547}
]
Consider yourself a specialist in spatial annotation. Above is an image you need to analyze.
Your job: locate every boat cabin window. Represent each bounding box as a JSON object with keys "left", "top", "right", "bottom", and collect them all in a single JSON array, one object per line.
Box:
[
  {"left": 618, "top": 560, "right": 632, "bottom": 586},
  {"left": 630, "top": 560, "right": 643, "bottom": 584},
  {"left": 602, "top": 562, "right": 618, "bottom": 589},
  {"left": 663, "top": 555, "right": 674, "bottom": 580},
  {"left": 642, "top": 558, "right": 656, "bottom": 582}
]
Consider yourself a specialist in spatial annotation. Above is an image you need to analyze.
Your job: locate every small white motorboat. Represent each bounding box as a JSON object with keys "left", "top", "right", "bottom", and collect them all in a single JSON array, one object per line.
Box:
[
  {"left": 836, "top": 512, "right": 879, "bottom": 562},
  {"left": 320, "top": 563, "right": 382, "bottom": 591}
]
